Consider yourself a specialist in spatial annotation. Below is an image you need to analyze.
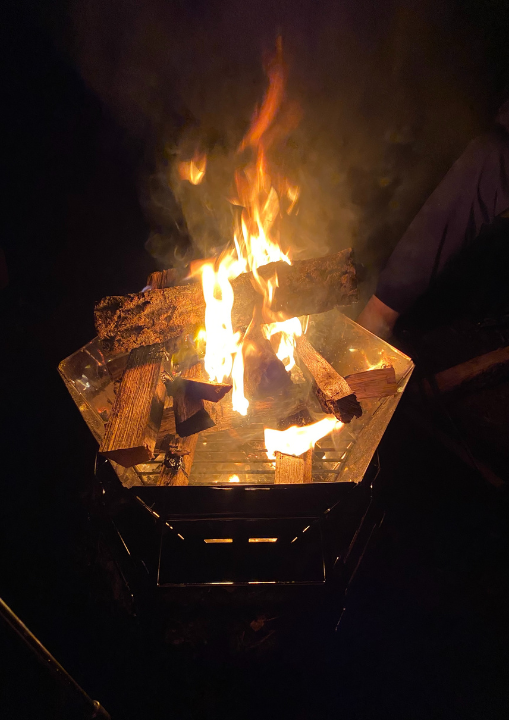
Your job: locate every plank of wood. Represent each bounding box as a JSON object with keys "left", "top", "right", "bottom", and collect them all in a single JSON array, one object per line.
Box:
[
  {"left": 99, "top": 344, "right": 165, "bottom": 467},
  {"left": 344, "top": 366, "right": 397, "bottom": 400},
  {"left": 157, "top": 363, "right": 204, "bottom": 486},
  {"left": 274, "top": 449, "right": 313, "bottom": 484},
  {"left": 295, "top": 335, "right": 362, "bottom": 423},
  {"left": 158, "top": 435, "right": 199, "bottom": 486},
  {"left": 421, "top": 346, "right": 509, "bottom": 397},
  {"left": 95, "top": 249, "right": 358, "bottom": 354}
]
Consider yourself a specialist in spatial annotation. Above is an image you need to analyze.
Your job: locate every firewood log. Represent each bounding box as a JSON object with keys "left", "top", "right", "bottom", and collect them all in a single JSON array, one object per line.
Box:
[
  {"left": 158, "top": 435, "right": 198, "bottom": 486},
  {"left": 344, "top": 366, "right": 397, "bottom": 400},
  {"left": 157, "top": 363, "right": 208, "bottom": 485},
  {"left": 95, "top": 249, "right": 358, "bottom": 354},
  {"left": 162, "top": 363, "right": 221, "bottom": 437},
  {"left": 99, "top": 344, "right": 166, "bottom": 467},
  {"left": 295, "top": 335, "right": 362, "bottom": 423},
  {"left": 274, "top": 449, "right": 313, "bottom": 484}
]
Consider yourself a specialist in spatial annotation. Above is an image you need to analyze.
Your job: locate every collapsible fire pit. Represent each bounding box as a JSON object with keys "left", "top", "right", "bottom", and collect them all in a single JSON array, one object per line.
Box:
[
  {"left": 59, "top": 41, "right": 413, "bottom": 589},
  {"left": 59, "top": 310, "right": 413, "bottom": 587}
]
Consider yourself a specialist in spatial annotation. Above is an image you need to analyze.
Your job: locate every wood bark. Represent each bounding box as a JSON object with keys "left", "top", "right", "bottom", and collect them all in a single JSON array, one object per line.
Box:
[
  {"left": 296, "top": 335, "right": 362, "bottom": 423},
  {"left": 274, "top": 449, "right": 313, "bottom": 484},
  {"left": 99, "top": 344, "right": 165, "bottom": 467},
  {"left": 344, "top": 366, "right": 397, "bottom": 400},
  {"left": 95, "top": 249, "right": 358, "bottom": 354}
]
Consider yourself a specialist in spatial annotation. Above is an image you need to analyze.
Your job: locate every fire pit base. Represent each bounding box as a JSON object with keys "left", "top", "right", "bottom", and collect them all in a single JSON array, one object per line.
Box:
[{"left": 95, "top": 455, "right": 379, "bottom": 589}]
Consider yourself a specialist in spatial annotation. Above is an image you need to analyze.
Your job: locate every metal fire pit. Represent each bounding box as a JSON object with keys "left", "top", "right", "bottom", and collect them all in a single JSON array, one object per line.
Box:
[{"left": 60, "top": 309, "right": 413, "bottom": 587}]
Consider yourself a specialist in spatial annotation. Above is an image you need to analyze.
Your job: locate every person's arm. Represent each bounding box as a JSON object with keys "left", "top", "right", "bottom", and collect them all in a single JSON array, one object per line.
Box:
[
  {"left": 373, "top": 130, "right": 509, "bottom": 318},
  {"left": 356, "top": 294, "right": 400, "bottom": 339}
]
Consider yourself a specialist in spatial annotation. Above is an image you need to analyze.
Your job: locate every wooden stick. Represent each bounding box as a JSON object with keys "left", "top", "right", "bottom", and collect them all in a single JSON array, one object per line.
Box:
[
  {"left": 157, "top": 364, "right": 204, "bottom": 486},
  {"left": 295, "top": 335, "right": 362, "bottom": 423},
  {"left": 99, "top": 344, "right": 165, "bottom": 467},
  {"left": 158, "top": 435, "right": 198, "bottom": 486},
  {"left": 344, "top": 366, "right": 397, "bottom": 400},
  {"left": 95, "top": 249, "right": 358, "bottom": 354},
  {"left": 420, "top": 346, "right": 509, "bottom": 397},
  {"left": 274, "top": 449, "right": 313, "bottom": 484}
]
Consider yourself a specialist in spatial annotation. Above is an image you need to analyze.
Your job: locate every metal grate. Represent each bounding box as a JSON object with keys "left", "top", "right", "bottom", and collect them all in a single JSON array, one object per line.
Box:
[{"left": 133, "top": 423, "right": 352, "bottom": 486}]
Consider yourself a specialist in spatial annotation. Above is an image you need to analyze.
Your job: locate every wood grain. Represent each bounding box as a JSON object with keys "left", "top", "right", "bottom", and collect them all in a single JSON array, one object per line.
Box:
[
  {"left": 274, "top": 449, "right": 313, "bottom": 484},
  {"left": 99, "top": 344, "right": 165, "bottom": 467}
]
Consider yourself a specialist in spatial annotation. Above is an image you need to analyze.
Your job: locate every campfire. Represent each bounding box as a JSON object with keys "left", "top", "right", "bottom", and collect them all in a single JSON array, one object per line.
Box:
[{"left": 59, "top": 41, "right": 414, "bottom": 492}]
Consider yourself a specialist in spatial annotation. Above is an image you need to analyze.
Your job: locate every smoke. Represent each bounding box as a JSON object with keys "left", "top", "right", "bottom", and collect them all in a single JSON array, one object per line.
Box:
[{"left": 69, "top": 0, "right": 508, "bottom": 299}]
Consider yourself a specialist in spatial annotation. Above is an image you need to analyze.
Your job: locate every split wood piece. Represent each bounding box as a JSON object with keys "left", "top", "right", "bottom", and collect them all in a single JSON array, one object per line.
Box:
[
  {"left": 147, "top": 268, "right": 179, "bottom": 290},
  {"left": 158, "top": 435, "right": 199, "bottom": 486},
  {"left": 420, "top": 345, "right": 509, "bottom": 398},
  {"left": 295, "top": 335, "right": 362, "bottom": 423},
  {"left": 344, "top": 366, "right": 397, "bottom": 400},
  {"left": 243, "top": 324, "right": 293, "bottom": 400},
  {"left": 157, "top": 363, "right": 208, "bottom": 485},
  {"left": 95, "top": 249, "right": 358, "bottom": 354},
  {"left": 163, "top": 364, "right": 228, "bottom": 437},
  {"left": 201, "top": 387, "right": 309, "bottom": 436},
  {"left": 99, "top": 344, "right": 165, "bottom": 467},
  {"left": 274, "top": 449, "right": 313, "bottom": 484}
]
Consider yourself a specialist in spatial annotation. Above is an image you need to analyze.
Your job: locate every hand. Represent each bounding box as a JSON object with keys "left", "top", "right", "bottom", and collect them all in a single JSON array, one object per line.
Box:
[{"left": 356, "top": 295, "right": 400, "bottom": 340}]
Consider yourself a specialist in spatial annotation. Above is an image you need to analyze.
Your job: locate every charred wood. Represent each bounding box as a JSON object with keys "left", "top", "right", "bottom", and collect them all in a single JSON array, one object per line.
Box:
[{"left": 296, "top": 335, "right": 362, "bottom": 423}]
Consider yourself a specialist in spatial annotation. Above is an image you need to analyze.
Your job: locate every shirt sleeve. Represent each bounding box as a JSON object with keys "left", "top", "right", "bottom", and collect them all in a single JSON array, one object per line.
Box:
[{"left": 375, "top": 129, "right": 509, "bottom": 314}]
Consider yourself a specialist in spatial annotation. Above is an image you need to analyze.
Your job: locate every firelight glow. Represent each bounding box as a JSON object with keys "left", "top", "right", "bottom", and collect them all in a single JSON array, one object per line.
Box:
[{"left": 264, "top": 417, "right": 343, "bottom": 459}]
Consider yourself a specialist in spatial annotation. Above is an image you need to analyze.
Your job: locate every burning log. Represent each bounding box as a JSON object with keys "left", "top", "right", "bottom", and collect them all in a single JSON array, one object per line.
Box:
[
  {"left": 295, "top": 335, "right": 362, "bottom": 423},
  {"left": 95, "top": 249, "right": 358, "bottom": 354},
  {"left": 344, "top": 366, "right": 397, "bottom": 400},
  {"left": 274, "top": 449, "right": 313, "bottom": 484},
  {"left": 99, "top": 344, "right": 166, "bottom": 467}
]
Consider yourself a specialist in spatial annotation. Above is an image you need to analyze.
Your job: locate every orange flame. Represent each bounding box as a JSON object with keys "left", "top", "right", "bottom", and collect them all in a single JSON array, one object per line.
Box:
[
  {"left": 264, "top": 417, "right": 343, "bottom": 459},
  {"left": 195, "top": 38, "right": 302, "bottom": 415},
  {"left": 178, "top": 152, "right": 207, "bottom": 185}
]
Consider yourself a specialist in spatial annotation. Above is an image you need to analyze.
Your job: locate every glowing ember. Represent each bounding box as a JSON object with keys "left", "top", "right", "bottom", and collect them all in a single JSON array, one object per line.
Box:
[
  {"left": 178, "top": 152, "right": 207, "bottom": 185},
  {"left": 264, "top": 417, "right": 343, "bottom": 459}
]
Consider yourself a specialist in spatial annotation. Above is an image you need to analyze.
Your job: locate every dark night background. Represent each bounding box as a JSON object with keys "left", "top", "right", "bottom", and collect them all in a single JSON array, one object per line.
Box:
[{"left": 1, "top": 1, "right": 509, "bottom": 718}]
